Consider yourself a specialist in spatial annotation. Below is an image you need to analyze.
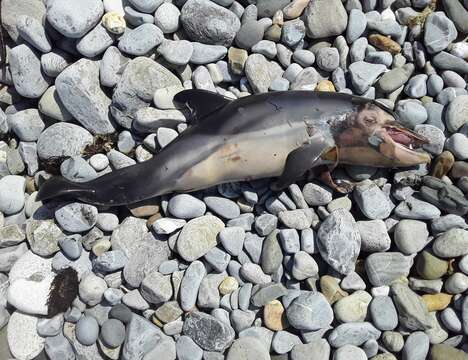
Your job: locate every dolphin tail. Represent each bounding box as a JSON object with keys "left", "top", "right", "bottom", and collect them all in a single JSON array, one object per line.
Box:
[{"left": 36, "top": 176, "right": 95, "bottom": 203}]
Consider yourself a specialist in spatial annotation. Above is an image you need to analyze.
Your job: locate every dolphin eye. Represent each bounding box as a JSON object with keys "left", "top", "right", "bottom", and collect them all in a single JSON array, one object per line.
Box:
[{"left": 365, "top": 116, "right": 377, "bottom": 124}]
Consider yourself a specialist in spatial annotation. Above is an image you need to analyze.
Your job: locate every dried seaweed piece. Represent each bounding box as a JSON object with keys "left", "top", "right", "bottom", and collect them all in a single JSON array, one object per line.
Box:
[{"left": 47, "top": 267, "right": 79, "bottom": 318}]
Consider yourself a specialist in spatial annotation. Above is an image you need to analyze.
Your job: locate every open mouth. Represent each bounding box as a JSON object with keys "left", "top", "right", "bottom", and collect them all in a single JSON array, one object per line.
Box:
[
  {"left": 379, "top": 125, "right": 432, "bottom": 165},
  {"left": 385, "top": 126, "right": 429, "bottom": 150}
]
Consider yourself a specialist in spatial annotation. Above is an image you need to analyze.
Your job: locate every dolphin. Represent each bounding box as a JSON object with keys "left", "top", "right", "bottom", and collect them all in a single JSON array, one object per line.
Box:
[{"left": 36, "top": 90, "right": 431, "bottom": 206}]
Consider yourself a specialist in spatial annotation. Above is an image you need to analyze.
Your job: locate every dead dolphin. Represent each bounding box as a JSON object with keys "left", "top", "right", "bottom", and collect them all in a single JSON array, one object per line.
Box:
[{"left": 36, "top": 90, "right": 431, "bottom": 206}]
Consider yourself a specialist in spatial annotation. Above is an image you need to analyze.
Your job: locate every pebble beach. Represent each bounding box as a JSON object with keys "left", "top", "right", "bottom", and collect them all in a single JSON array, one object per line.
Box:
[{"left": 0, "top": 0, "right": 468, "bottom": 359}]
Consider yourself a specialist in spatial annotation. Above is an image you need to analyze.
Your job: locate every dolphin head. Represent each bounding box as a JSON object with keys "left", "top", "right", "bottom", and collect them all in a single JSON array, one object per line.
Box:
[{"left": 334, "top": 101, "right": 432, "bottom": 167}]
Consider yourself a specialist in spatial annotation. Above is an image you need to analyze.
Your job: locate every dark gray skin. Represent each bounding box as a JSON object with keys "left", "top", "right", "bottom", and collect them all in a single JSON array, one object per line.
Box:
[{"left": 36, "top": 90, "right": 431, "bottom": 206}]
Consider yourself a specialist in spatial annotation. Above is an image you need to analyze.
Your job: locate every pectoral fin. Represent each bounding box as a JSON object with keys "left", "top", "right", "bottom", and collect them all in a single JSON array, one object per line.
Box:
[{"left": 271, "top": 140, "right": 334, "bottom": 191}]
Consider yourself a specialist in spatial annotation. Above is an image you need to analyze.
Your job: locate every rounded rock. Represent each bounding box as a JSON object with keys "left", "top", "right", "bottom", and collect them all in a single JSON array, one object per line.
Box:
[
  {"left": 76, "top": 315, "right": 99, "bottom": 346},
  {"left": 226, "top": 337, "right": 270, "bottom": 360},
  {"left": 101, "top": 318, "right": 125, "bottom": 348},
  {"left": 180, "top": 0, "right": 241, "bottom": 46},
  {"left": 47, "top": 0, "right": 104, "bottom": 38},
  {"left": 55, "top": 203, "right": 98, "bottom": 233}
]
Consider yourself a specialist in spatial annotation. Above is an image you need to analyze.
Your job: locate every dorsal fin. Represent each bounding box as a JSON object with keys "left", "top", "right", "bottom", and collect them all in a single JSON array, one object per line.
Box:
[{"left": 173, "top": 89, "right": 232, "bottom": 124}]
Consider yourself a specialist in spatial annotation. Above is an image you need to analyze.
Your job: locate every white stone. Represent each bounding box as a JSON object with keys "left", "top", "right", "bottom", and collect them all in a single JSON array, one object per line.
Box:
[
  {"left": 8, "top": 250, "right": 53, "bottom": 283},
  {"left": 152, "top": 218, "right": 186, "bottom": 235},
  {"left": 7, "top": 276, "right": 52, "bottom": 315},
  {"left": 0, "top": 175, "right": 26, "bottom": 215},
  {"left": 7, "top": 311, "right": 45, "bottom": 360}
]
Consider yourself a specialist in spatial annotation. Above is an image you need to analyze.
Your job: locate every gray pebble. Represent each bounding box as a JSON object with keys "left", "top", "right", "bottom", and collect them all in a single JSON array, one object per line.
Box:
[
  {"left": 348, "top": 61, "right": 386, "bottom": 94},
  {"left": 128, "top": 0, "right": 163, "bottom": 13},
  {"left": 427, "top": 74, "right": 444, "bottom": 97},
  {"left": 182, "top": 311, "right": 235, "bottom": 352},
  {"left": 55, "top": 202, "right": 98, "bottom": 233},
  {"left": 402, "top": 331, "right": 429, "bottom": 360},
  {"left": 177, "top": 335, "right": 203, "bottom": 360},
  {"left": 328, "top": 322, "right": 380, "bottom": 347},
  {"left": 47, "top": 0, "right": 103, "bottom": 38},
  {"left": 395, "top": 196, "right": 441, "bottom": 220},
  {"left": 16, "top": 15, "right": 51, "bottom": 53},
  {"left": 303, "top": 0, "right": 348, "bottom": 39},
  {"left": 158, "top": 40, "right": 193, "bottom": 66},
  {"left": 204, "top": 196, "right": 240, "bottom": 220},
  {"left": 124, "top": 6, "right": 154, "bottom": 27},
  {"left": 181, "top": 0, "right": 241, "bottom": 47},
  {"left": 118, "top": 23, "right": 163, "bottom": 56},
  {"left": 101, "top": 318, "right": 125, "bottom": 348},
  {"left": 76, "top": 315, "right": 99, "bottom": 346},
  {"left": 191, "top": 43, "right": 228, "bottom": 65},
  {"left": 10, "top": 44, "right": 51, "bottom": 98},
  {"left": 236, "top": 21, "right": 265, "bottom": 50},
  {"left": 281, "top": 19, "right": 306, "bottom": 48},
  {"left": 365, "top": 252, "right": 413, "bottom": 286},
  {"left": 395, "top": 100, "right": 428, "bottom": 129},
  {"left": 168, "top": 194, "right": 206, "bottom": 219},
  {"left": 154, "top": 3, "right": 180, "bottom": 33},
  {"left": 286, "top": 292, "right": 333, "bottom": 331},
  {"left": 55, "top": 58, "right": 115, "bottom": 135},
  {"left": 76, "top": 22, "right": 115, "bottom": 58},
  {"left": 404, "top": 74, "right": 428, "bottom": 98},
  {"left": 180, "top": 261, "right": 206, "bottom": 311},
  {"left": 424, "top": 12, "right": 458, "bottom": 54},
  {"left": 58, "top": 235, "right": 83, "bottom": 260},
  {"left": 7, "top": 109, "right": 44, "bottom": 142},
  {"left": 354, "top": 180, "right": 394, "bottom": 220},
  {"left": 317, "top": 209, "right": 360, "bottom": 275},
  {"left": 369, "top": 296, "right": 398, "bottom": 331}
]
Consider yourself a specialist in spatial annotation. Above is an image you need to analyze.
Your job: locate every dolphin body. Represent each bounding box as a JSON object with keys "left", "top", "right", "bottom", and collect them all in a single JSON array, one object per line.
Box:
[{"left": 36, "top": 90, "right": 431, "bottom": 206}]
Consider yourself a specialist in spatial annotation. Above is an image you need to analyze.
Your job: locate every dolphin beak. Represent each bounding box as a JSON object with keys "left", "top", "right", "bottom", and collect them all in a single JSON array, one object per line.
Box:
[{"left": 378, "top": 125, "right": 432, "bottom": 166}]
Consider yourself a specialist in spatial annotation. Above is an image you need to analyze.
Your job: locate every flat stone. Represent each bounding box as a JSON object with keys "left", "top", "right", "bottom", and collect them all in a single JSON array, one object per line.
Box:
[
  {"left": 349, "top": 61, "right": 386, "bottom": 94},
  {"left": 226, "top": 337, "right": 270, "bottom": 360},
  {"left": 245, "top": 54, "right": 272, "bottom": 93},
  {"left": 334, "top": 290, "right": 372, "bottom": 323},
  {"left": 180, "top": 0, "right": 241, "bottom": 46},
  {"left": 328, "top": 322, "right": 381, "bottom": 347},
  {"left": 365, "top": 252, "right": 413, "bottom": 286},
  {"left": 76, "top": 22, "right": 115, "bottom": 58},
  {"left": 158, "top": 40, "right": 193, "bottom": 66},
  {"left": 250, "top": 283, "right": 287, "bottom": 307},
  {"left": 303, "top": 0, "right": 348, "bottom": 39},
  {"left": 395, "top": 196, "right": 441, "bottom": 220},
  {"left": 433, "top": 229, "right": 468, "bottom": 258},
  {"left": 55, "top": 203, "right": 98, "bottom": 233},
  {"left": 286, "top": 292, "right": 333, "bottom": 331},
  {"left": 141, "top": 271, "right": 172, "bottom": 304},
  {"left": 424, "top": 12, "right": 457, "bottom": 54},
  {"left": 122, "top": 314, "right": 173, "bottom": 360},
  {"left": 391, "top": 283, "right": 431, "bottom": 330},
  {"left": 394, "top": 220, "right": 429, "bottom": 254},
  {"left": 176, "top": 215, "right": 224, "bottom": 262},
  {"left": 38, "top": 86, "right": 73, "bottom": 122},
  {"left": 0, "top": 175, "right": 26, "bottom": 215},
  {"left": 47, "top": 0, "right": 103, "bottom": 38},
  {"left": 76, "top": 315, "right": 99, "bottom": 346},
  {"left": 369, "top": 296, "right": 398, "bottom": 331},
  {"left": 182, "top": 311, "right": 235, "bottom": 352},
  {"left": 56, "top": 59, "right": 114, "bottom": 135},
  {"left": 9, "top": 44, "right": 51, "bottom": 99},
  {"left": 7, "top": 311, "right": 45, "bottom": 360},
  {"left": 357, "top": 219, "right": 391, "bottom": 252},
  {"left": 180, "top": 261, "right": 206, "bottom": 311},
  {"left": 317, "top": 209, "right": 361, "bottom": 275},
  {"left": 353, "top": 180, "right": 394, "bottom": 219}
]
